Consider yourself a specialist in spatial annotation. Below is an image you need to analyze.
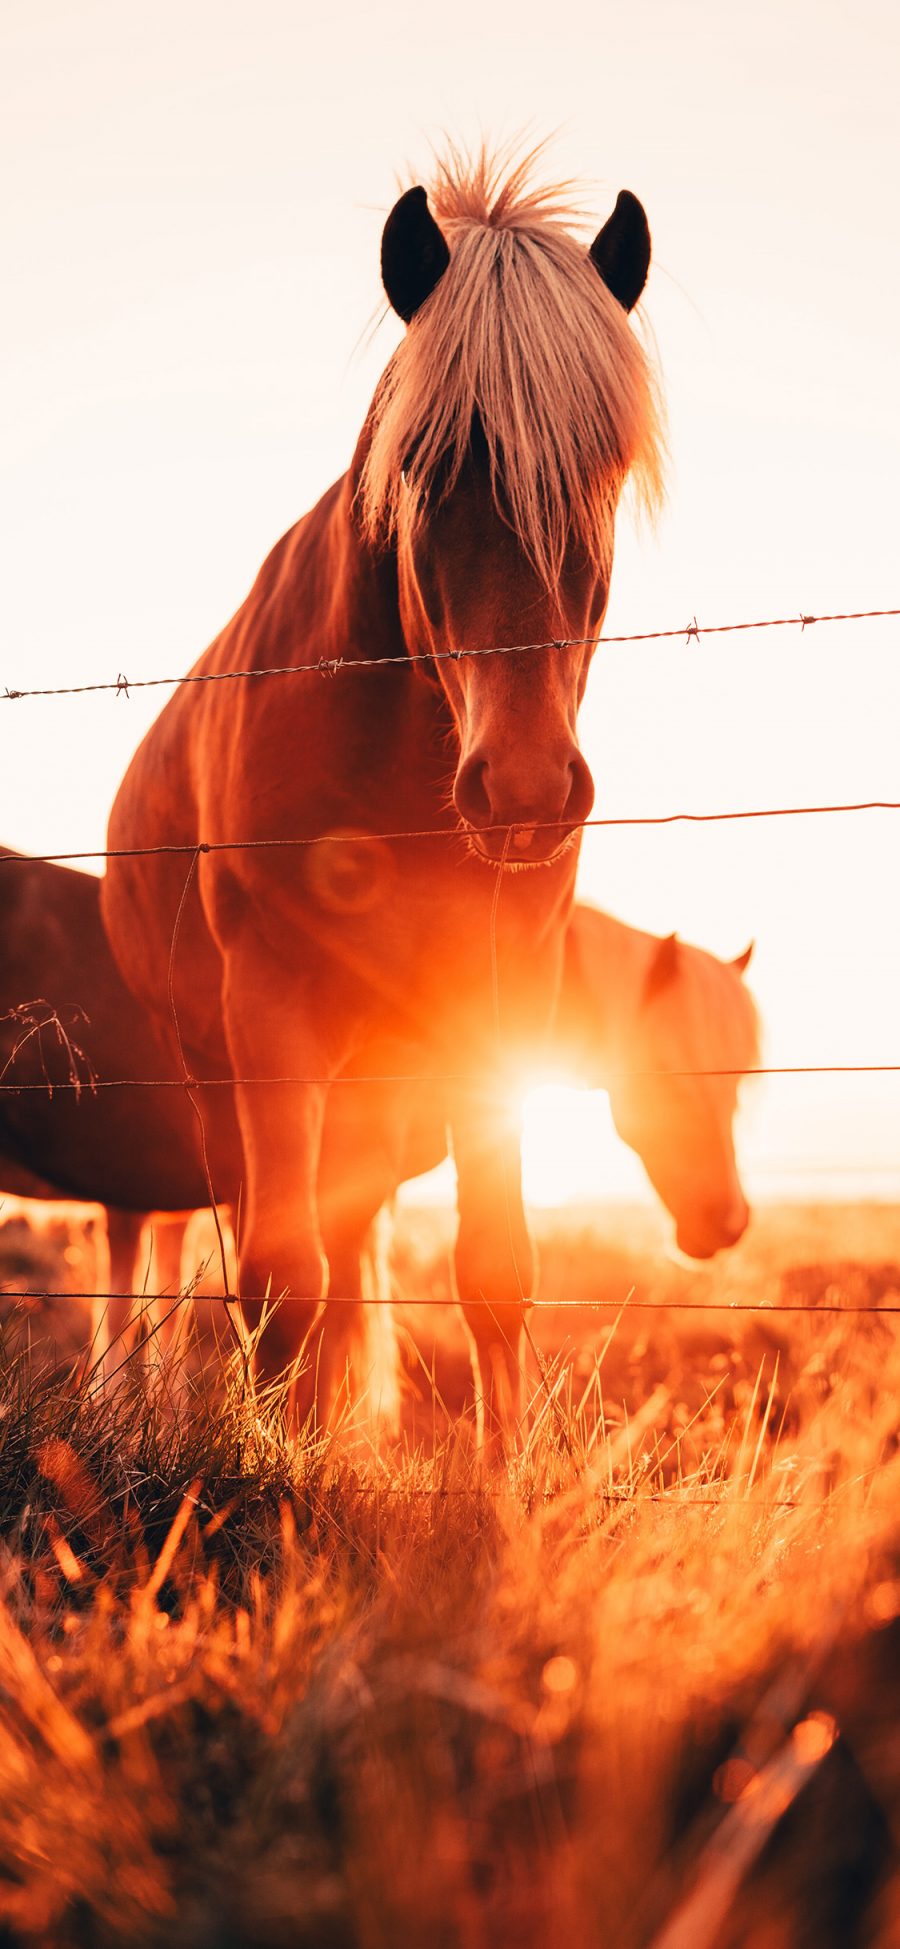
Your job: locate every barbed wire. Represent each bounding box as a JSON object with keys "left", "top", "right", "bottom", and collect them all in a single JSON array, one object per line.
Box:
[
  {"left": 2, "top": 1291, "right": 898, "bottom": 1316},
  {"left": 3, "top": 606, "right": 898, "bottom": 704},
  {"left": 2, "top": 799, "right": 900, "bottom": 873},
  {"left": 1, "top": 1062, "right": 900, "bottom": 1095}
]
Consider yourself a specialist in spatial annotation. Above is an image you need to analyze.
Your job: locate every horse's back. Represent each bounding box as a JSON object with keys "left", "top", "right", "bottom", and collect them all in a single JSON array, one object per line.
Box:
[{"left": 0, "top": 848, "right": 239, "bottom": 1211}]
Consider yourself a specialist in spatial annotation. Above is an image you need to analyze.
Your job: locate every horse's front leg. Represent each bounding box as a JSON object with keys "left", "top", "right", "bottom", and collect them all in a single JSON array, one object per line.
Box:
[
  {"left": 317, "top": 1081, "right": 409, "bottom": 1431},
  {"left": 92, "top": 1206, "right": 145, "bottom": 1385},
  {"left": 142, "top": 1213, "right": 192, "bottom": 1365},
  {"left": 449, "top": 1087, "right": 534, "bottom": 1453},
  {"left": 221, "top": 942, "right": 346, "bottom": 1426}
]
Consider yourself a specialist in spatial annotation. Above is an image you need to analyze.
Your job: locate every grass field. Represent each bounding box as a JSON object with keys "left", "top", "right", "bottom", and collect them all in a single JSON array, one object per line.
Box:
[{"left": 0, "top": 1200, "right": 899, "bottom": 1946}]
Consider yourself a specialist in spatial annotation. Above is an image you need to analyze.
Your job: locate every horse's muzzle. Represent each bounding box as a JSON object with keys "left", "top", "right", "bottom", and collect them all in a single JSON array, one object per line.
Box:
[
  {"left": 464, "top": 820, "right": 579, "bottom": 866},
  {"left": 454, "top": 747, "right": 595, "bottom": 865},
  {"left": 675, "top": 1200, "right": 750, "bottom": 1259}
]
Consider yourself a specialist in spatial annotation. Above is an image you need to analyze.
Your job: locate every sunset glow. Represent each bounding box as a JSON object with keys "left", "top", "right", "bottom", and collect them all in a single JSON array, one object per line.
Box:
[
  {"left": 3, "top": 4, "right": 897, "bottom": 1188},
  {"left": 520, "top": 1084, "right": 647, "bottom": 1208},
  {"left": 2, "top": 7, "right": 900, "bottom": 1937}
]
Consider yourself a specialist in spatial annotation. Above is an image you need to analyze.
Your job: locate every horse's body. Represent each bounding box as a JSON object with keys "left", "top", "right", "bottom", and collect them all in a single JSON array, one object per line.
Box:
[
  {"left": 100, "top": 148, "right": 664, "bottom": 1429},
  {"left": 0, "top": 849, "right": 230, "bottom": 1212},
  {"left": 1, "top": 845, "right": 755, "bottom": 1397},
  {"left": 0, "top": 846, "right": 235, "bottom": 1360}
]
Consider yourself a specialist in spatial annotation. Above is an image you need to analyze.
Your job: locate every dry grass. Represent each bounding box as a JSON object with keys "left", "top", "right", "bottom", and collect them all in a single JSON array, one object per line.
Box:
[{"left": 0, "top": 1203, "right": 899, "bottom": 1946}]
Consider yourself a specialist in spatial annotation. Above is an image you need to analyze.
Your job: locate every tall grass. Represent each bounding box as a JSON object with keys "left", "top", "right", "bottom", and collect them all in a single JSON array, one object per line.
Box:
[{"left": 0, "top": 1217, "right": 898, "bottom": 1945}]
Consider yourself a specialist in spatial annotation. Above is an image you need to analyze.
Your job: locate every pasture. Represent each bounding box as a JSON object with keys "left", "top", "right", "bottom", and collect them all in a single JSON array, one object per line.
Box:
[
  {"left": 2, "top": 82, "right": 897, "bottom": 1949},
  {"left": 1, "top": 1197, "right": 898, "bottom": 1947}
]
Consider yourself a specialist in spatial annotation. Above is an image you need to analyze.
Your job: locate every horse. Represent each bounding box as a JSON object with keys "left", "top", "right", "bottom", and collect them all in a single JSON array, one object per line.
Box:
[
  {"left": 0, "top": 846, "right": 236, "bottom": 1369},
  {"left": 1, "top": 843, "right": 755, "bottom": 1420},
  {"left": 316, "top": 916, "right": 758, "bottom": 1405},
  {"left": 99, "top": 143, "right": 665, "bottom": 1436},
  {"left": 98, "top": 144, "right": 666, "bottom": 1434},
  {"left": 555, "top": 911, "right": 757, "bottom": 1260},
  {"left": 196, "top": 913, "right": 758, "bottom": 1425}
]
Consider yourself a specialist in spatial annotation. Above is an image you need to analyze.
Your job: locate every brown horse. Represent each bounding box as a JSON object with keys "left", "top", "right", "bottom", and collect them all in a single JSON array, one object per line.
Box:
[
  {"left": 0, "top": 846, "right": 235, "bottom": 1368},
  {"left": 101, "top": 146, "right": 664, "bottom": 1430}
]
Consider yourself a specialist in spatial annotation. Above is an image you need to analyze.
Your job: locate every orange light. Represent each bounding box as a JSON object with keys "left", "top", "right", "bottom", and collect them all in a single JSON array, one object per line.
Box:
[{"left": 520, "top": 1084, "right": 650, "bottom": 1208}]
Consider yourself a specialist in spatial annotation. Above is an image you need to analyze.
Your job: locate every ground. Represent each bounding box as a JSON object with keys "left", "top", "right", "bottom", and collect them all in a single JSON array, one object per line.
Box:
[{"left": 0, "top": 1199, "right": 898, "bottom": 1946}]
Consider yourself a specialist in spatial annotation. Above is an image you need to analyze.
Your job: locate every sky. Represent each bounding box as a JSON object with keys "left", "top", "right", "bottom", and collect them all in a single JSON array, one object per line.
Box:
[{"left": 2, "top": 0, "right": 899, "bottom": 1203}]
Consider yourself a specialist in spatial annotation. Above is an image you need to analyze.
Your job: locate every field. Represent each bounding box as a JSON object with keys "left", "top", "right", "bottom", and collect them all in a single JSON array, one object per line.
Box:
[{"left": 1, "top": 1199, "right": 899, "bottom": 1947}]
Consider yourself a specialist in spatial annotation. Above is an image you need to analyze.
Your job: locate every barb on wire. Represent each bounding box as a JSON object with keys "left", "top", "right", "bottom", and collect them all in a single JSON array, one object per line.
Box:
[
  {"left": 2, "top": 606, "right": 897, "bottom": 702},
  {"left": 2, "top": 799, "right": 900, "bottom": 875}
]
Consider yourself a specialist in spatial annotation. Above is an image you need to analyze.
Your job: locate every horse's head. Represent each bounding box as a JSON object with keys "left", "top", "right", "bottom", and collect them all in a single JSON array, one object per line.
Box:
[
  {"left": 358, "top": 151, "right": 663, "bottom": 864},
  {"left": 608, "top": 934, "right": 757, "bottom": 1258}
]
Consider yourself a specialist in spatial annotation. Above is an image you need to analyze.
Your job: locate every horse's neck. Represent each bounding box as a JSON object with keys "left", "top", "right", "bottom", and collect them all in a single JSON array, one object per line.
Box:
[
  {"left": 316, "top": 476, "right": 404, "bottom": 662},
  {"left": 558, "top": 911, "right": 656, "bottom": 1083}
]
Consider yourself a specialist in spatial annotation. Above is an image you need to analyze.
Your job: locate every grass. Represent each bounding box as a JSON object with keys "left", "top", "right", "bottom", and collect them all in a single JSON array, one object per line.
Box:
[{"left": 0, "top": 1202, "right": 899, "bottom": 1945}]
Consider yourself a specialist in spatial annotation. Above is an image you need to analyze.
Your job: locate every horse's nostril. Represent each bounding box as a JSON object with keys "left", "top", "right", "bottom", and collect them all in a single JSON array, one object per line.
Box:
[
  {"left": 455, "top": 744, "right": 594, "bottom": 839},
  {"left": 454, "top": 756, "right": 492, "bottom": 829},
  {"left": 564, "top": 752, "right": 595, "bottom": 828}
]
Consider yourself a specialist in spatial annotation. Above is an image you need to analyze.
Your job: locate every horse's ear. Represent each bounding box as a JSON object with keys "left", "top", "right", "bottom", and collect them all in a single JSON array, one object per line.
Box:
[
  {"left": 643, "top": 932, "right": 679, "bottom": 1003},
  {"left": 381, "top": 186, "right": 451, "bottom": 324},
  {"left": 732, "top": 941, "right": 755, "bottom": 976},
  {"left": 590, "top": 191, "right": 651, "bottom": 312}
]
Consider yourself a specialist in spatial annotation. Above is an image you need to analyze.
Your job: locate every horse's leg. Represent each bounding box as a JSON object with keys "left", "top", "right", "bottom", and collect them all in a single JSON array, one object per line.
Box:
[
  {"left": 318, "top": 1090, "right": 405, "bottom": 1429},
  {"left": 145, "top": 1213, "right": 192, "bottom": 1365},
  {"left": 317, "top": 1225, "right": 371, "bottom": 1427},
  {"left": 449, "top": 1091, "right": 533, "bottom": 1453},
  {"left": 321, "top": 1211, "right": 402, "bottom": 1435},
  {"left": 92, "top": 1207, "right": 145, "bottom": 1383},
  {"left": 221, "top": 946, "right": 336, "bottom": 1424}
]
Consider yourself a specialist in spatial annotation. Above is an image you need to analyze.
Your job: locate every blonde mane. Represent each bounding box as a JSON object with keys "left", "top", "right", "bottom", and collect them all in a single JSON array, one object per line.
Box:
[{"left": 359, "top": 144, "right": 665, "bottom": 588}]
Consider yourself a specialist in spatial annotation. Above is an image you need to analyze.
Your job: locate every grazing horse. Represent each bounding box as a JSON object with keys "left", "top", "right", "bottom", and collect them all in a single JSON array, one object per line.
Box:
[
  {"left": 101, "top": 145, "right": 664, "bottom": 1431},
  {"left": 317, "top": 916, "right": 758, "bottom": 1339},
  {"left": 555, "top": 912, "right": 757, "bottom": 1258}
]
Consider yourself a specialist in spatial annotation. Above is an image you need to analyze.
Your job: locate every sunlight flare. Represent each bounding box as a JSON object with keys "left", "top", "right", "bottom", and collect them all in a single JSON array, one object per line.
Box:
[{"left": 520, "top": 1083, "right": 650, "bottom": 1208}]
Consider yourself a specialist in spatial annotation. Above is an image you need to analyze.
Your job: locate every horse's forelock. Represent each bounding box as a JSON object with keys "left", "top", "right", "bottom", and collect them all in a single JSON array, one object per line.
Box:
[{"left": 359, "top": 144, "right": 665, "bottom": 588}]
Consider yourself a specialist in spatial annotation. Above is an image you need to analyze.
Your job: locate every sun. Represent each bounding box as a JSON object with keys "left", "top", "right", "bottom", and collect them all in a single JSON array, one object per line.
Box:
[
  {"left": 396, "top": 1082, "right": 653, "bottom": 1213},
  {"left": 520, "top": 1084, "right": 650, "bottom": 1209}
]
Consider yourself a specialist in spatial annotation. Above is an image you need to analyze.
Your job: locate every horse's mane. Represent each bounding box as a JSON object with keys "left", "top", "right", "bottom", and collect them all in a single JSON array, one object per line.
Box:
[
  {"left": 660, "top": 937, "right": 761, "bottom": 1076},
  {"left": 565, "top": 908, "right": 760, "bottom": 1078},
  {"left": 359, "top": 143, "right": 665, "bottom": 588}
]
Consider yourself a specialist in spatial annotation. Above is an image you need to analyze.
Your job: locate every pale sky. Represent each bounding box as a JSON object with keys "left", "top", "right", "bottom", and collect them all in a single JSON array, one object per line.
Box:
[{"left": 2, "top": 0, "right": 899, "bottom": 1198}]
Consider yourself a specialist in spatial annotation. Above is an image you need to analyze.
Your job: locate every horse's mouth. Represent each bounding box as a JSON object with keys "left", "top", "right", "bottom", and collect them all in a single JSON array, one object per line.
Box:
[
  {"left": 463, "top": 823, "right": 579, "bottom": 868},
  {"left": 674, "top": 1215, "right": 750, "bottom": 1260}
]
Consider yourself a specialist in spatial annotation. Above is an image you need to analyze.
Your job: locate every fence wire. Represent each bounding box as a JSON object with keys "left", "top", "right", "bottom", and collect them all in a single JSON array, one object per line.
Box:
[
  {"left": 3, "top": 1291, "right": 899, "bottom": 1317},
  {"left": 2, "top": 799, "right": 900, "bottom": 873},
  {"left": 2, "top": 1064, "right": 900, "bottom": 1095},
  {"left": 3, "top": 604, "right": 898, "bottom": 702}
]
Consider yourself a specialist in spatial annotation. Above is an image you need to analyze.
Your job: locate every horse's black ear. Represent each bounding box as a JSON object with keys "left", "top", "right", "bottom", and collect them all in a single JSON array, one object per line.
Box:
[
  {"left": 382, "top": 186, "right": 451, "bottom": 324},
  {"left": 590, "top": 191, "right": 651, "bottom": 312},
  {"left": 643, "top": 932, "right": 679, "bottom": 1003},
  {"left": 732, "top": 941, "right": 754, "bottom": 976}
]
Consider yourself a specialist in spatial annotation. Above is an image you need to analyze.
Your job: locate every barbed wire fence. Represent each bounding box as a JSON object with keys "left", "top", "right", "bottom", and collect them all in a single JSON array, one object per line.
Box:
[
  {"left": 3, "top": 604, "right": 899, "bottom": 702},
  {"left": 1, "top": 603, "right": 898, "bottom": 1330}
]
